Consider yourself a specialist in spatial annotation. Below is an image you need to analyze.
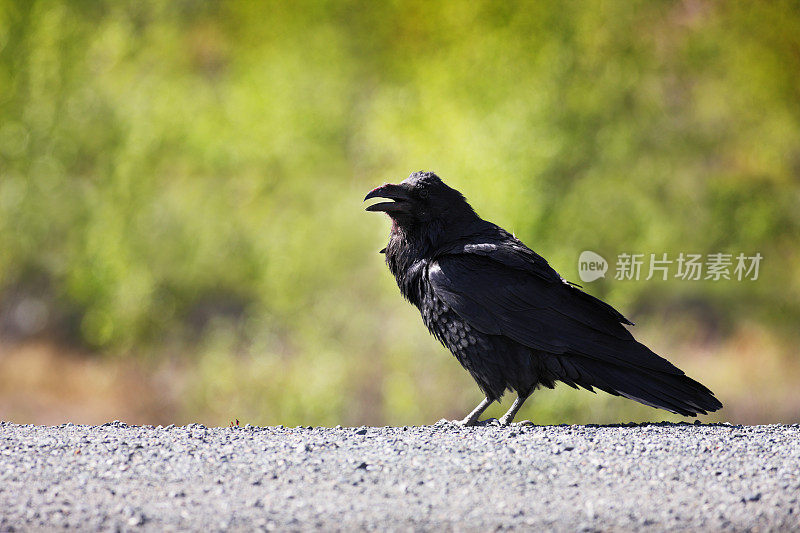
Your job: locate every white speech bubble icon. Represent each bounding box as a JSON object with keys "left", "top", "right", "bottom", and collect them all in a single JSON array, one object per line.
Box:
[{"left": 578, "top": 250, "right": 608, "bottom": 282}]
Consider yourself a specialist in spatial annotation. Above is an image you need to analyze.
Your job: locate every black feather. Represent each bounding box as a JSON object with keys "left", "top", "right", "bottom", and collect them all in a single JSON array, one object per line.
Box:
[{"left": 368, "top": 171, "right": 722, "bottom": 421}]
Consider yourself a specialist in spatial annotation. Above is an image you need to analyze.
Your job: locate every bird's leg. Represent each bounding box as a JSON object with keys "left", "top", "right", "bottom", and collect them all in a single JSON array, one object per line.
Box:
[
  {"left": 454, "top": 397, "right": 492, "bottom": 426},
  {"left": 498, "top": 391, "right": 532, "bottom": 426}
]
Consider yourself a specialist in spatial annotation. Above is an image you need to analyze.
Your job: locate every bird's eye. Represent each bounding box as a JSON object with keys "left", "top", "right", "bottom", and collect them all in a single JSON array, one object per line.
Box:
[{"left": 419, "top": 189, "right": 429, "bottom": 199}]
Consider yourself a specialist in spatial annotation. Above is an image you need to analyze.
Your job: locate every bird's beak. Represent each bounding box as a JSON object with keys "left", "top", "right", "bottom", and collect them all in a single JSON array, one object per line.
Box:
[{"left": 364, "top": 183, "right": 412, "bottom": 213}]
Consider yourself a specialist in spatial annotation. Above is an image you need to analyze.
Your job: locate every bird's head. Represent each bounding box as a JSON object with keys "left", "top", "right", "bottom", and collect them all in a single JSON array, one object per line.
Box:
[{"left": 364, "top": 171, "right": 476, "bottom": 241}]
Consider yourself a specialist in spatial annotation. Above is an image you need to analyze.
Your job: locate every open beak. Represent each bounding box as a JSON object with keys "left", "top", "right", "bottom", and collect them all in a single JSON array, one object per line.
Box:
[{"left": 364, "top": 183, "right": 412, "bottom": 213}]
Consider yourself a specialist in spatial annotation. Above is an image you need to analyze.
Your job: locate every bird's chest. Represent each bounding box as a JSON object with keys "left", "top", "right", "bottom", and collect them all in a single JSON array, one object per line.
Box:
[
  {"left": 417, "top": 276, "right": 450, "bottom": 332},
  {"left": 388, "top": 256, "right": 444, "bottom": 314},
  {"left": 390, "top": 257, "right": 431, "bottom": 308},
  {"left": 385, "top": 245, "right": 471, "bottom": 347},
  {"left": 411, "top": 269, "right": 473, "bottom": 351}
]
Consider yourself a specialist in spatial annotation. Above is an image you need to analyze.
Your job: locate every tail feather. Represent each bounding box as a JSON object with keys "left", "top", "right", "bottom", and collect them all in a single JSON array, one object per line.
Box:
[{"left": 559, "top": 353, "right": 723, "bottom": 416}]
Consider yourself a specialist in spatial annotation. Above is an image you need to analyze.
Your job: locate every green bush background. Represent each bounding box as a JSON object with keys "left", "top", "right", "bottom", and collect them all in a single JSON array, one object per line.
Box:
[{"left": 1, "top": 1, "right": 798, "bottom": 425}]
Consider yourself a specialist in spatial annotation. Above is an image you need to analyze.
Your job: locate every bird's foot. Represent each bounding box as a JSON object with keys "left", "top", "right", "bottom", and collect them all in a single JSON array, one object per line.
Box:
[
  {"left": 436, "top": 418, "right": 473, "bottom": 427},
  {"left": 438, "top": 417, "right": 500, "bottom": 427},
  {"left": 464, "top": 417, "right": 501, "bottom": 427},
  {"left": 438, "top": 417, "right": 532, "bottom": 428},
  {"left": 470, "top": 418, "right": 534, "bottom": 427},
  {"left": 498, "top": 415, "right": 513, "bottom": 426},
  {"left": 452, "top": 417, "right": 483, "bottom": 427},
  {"left": 498, "top": 417, "right": 534, "bottom": 427}
]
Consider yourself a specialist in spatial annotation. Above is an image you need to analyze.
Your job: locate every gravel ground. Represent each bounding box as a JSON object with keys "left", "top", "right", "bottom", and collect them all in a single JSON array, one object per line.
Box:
[{"left": 0, "top": 420, "right": 798, "bottom": 531}]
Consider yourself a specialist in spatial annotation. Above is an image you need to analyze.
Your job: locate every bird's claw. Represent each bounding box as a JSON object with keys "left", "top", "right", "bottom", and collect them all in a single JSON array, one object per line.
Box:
[
  {"left": 436, "top": 418, "right": 470, "bottom": 427},
  {"left": 464, "top": 417, "right": 501, "bottom": 427},
  {"left": 497, "top": 417, "right": 534, "bottom": 427},
  {"left": 441, "top": 418, "right": 478, "bottom": 427},
  {"left": 436, "top": 417, "right": 500, "bottom": 427},
  {"left": 437, "top": 417, "right": 533, "bottom": 428}
]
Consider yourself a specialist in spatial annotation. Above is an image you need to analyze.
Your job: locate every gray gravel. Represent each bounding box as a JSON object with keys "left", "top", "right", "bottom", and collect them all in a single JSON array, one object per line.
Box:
[{"left": 0, "top": 420, "right": 798, "bottom": 531}]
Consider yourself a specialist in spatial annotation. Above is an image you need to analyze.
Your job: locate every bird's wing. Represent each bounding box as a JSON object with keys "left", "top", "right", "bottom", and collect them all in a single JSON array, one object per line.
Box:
[
  {"left": 435, "top": 226, "right": 564, "bottom": 284},
  {"left": 428, "top": 253, "right": 680, "bottom": 375},
  {"left": 451, "top": 238, "right": 634, "bottom": 325}
]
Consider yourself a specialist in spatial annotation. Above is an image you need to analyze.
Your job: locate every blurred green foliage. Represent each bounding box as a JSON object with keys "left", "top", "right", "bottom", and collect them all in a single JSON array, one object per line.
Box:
[{"left": 1, "top": 1, "right": 799, "bottom": 425}]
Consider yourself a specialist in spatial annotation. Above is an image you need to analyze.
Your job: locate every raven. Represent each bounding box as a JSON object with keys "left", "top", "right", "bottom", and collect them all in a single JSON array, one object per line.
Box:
[{"left": 365, "top": 171, "right": 722, "bottom": 425}]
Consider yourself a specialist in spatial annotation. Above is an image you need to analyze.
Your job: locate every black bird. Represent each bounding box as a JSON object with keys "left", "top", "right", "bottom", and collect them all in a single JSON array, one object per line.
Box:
[{"left": 365, "top": 171, "right": 722, "bottom": 425}]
